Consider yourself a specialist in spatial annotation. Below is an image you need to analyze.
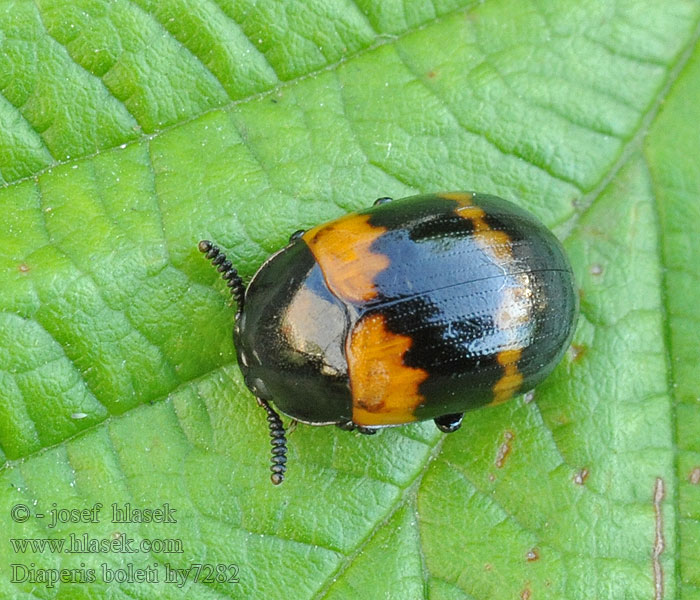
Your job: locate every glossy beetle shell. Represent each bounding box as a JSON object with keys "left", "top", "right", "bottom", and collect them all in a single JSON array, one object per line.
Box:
[{"left": 235, "top": 192, "right": 578, "bottom": 428}]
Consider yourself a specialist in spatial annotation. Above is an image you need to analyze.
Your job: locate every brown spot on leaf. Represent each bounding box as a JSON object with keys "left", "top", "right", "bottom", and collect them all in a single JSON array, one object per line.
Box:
[
  {"left": 495, "top": 430, "right": 514, "bottom": 468},
  {"left": 689, "top": 467, "right": 700, "bottom": 485},
  {"left": 18, "top": 263, "right": 30, "bottom": 273},
  {"left": 652, "top": 477, "right": 665, "bottom": 600},
  {"left": 573, "top": 468, "right": 589, "bottom": 485},
  {"left": 520, "top": 586, "right": 531, "bottom": 600},
  {"left": 526, "top": 548, "right": 539, "bottom": 562},
  {"left": 568, "top": 343, "right": 587, "bottom": 362}
]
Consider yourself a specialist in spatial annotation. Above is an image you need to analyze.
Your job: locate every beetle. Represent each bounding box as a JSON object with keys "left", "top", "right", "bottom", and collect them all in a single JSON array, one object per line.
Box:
[{"left": 199, "top": 192, "right": 578, "bottom": 484}]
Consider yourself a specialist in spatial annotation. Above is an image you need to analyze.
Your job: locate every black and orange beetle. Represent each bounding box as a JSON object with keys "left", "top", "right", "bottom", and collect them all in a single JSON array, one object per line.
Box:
[{"left": 199, "top": 192, "right": 578, "bottom": 484}]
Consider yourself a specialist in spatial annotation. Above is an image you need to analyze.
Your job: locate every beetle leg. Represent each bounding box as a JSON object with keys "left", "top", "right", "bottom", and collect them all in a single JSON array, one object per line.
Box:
[
  {"left": 434, "top": 413, "right": 464, "bottom": 433},
  {"left": 356, "top": 426, "right": 377, "bottom": 435},
  {"left": 336, "top": 420, "right": 378, "bottom": 435},
  {"left": 256, "top": 397, "right": 288, "bottom": 485},
  {"left": 198, "top": 240, "right": 246, "bottom": 317},
  {"left": 289, "top": 229, "right": 305, "bottom": 242},
  {"left": 373, "top": 196, "right": 393, "bottom": 206}
]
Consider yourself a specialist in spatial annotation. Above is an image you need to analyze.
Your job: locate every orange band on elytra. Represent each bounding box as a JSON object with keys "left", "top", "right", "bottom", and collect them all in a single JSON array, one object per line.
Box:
[
  {"left": 347, "top": 313, "right": 428, "bottom": 426},
  {"left": 447, "top": 194, "right": 526, "bottom": 404},
  {"left": 303, "top": 213, "right": 389, "bottom": 304}
]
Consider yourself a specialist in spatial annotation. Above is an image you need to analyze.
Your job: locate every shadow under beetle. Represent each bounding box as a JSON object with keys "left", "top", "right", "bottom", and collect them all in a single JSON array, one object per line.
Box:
[{"left": 199, "top": 192, "right": 578, "bottom": 484}]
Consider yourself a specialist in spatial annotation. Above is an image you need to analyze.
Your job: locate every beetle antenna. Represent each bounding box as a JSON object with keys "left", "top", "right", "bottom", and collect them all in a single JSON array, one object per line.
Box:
[
  {"left": 256, "top": 398, "right": 288, "bottom": 485},
  {"left": 198, "top": 240, "right": 245, "bottom": 315}
]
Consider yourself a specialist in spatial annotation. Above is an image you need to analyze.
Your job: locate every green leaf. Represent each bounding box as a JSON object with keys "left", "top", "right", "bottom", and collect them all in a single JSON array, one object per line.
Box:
[{"left": 1, "top": 1, "right": 699, "bottom": 598}]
